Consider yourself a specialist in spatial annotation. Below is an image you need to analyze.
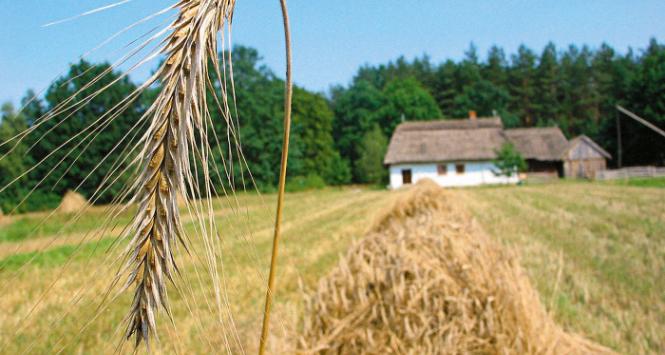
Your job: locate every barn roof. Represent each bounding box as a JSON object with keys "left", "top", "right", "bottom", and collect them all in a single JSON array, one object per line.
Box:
[
  {"left": 504, "top": 127, "right": 570, "bottom": 161},
  {"left": 384, "top": 118, "right": 506, "bottom": 165},
  {"left": 396, "top": 117, "right": 503, "bottom": 131},
  {"left": 564, "top": 135, "right": 612, "bottom": 159}
]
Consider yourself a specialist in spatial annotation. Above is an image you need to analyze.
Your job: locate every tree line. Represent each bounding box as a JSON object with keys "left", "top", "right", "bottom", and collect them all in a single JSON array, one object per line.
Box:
[{"left": 1, "top": 41, "right": 664, "bottom": 212}]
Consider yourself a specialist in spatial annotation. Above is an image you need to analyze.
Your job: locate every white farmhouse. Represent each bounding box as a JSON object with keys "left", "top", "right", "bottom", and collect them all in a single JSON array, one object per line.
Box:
[
  {"left": 384, "top": 116, "right": 518, "bottom": 189},
  {"left": 383, "top": 114, "right": 610, "bottom": 189}
]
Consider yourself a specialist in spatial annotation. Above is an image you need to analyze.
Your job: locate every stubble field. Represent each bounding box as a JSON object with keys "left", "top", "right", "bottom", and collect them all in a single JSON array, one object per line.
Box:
[{"left": 0, "top": 181, "right": 663, "bottom": 353}]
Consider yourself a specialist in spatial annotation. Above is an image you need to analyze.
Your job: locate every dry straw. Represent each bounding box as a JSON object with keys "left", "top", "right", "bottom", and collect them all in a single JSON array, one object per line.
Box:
[
  {"left": 259, "top": 0, "right": 293, "bottom": 353},
  {"left": 298, "top": 180, "right": 615, "bottom": 354},
  {"left": 57, "top": 190, "right": 89, "bottom": 214}
]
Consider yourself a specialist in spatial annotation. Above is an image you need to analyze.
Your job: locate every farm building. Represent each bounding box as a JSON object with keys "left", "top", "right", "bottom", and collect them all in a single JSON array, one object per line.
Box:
[
  {"left": 384, "top": 115, "right": 610, "bottom": 189},
  {"left": 504, "top": 127, "right": 569, "bottom": 178},
  {"left": 563, "top": 135, "right": 612, "bottom": 178}
]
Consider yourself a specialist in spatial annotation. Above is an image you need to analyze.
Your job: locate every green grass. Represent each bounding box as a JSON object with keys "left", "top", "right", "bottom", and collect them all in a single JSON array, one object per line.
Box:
[
  {"left": 605, "top": 176, "right": 665, "bottom": 188},
  {"left": 0, "top": 238, "right": 114, "bottom": 271},
  {"left": 0, "top": 209, "right": 133, "bottom": 243}
]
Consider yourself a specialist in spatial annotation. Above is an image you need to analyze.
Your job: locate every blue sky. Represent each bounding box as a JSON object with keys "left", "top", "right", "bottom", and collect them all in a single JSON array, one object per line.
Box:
[{"left": 1, "top": 0, "right": 664, "bottom": 104}]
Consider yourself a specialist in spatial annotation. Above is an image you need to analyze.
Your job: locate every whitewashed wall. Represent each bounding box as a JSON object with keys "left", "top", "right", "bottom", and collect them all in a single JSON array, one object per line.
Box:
[{"left": 388, "top": 162, "right": 519, "bottom": 189}]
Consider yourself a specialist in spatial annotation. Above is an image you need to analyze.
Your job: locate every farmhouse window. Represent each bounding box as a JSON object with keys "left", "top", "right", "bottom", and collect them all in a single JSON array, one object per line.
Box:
[
  {"left": 455, "top": 164, "right": 465, "bottom": 174},
  {"left": 402, "top": 169, "right": 412, "bottom": 184},
  {"left": 437, "top": 164, "right": 447, "bottom": 175}
]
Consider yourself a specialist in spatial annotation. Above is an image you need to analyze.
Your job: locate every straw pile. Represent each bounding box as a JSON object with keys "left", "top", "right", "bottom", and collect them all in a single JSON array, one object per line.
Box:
[
  {"left": 57, "top": 190, "right": 89, "bottom": 214},
  {"left": 298, "top": 180, "right": 613, "bottom": 354}
]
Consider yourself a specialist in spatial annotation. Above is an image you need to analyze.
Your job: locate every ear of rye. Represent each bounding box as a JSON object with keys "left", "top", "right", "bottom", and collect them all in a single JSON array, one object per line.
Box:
[{"left": 120, "top": 0, "right": 236, "bottom": 347}]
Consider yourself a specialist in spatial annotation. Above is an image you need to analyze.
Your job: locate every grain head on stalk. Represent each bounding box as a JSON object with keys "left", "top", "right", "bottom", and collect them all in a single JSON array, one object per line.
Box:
[
  {"left": 0, "top": 0, "right": 292, "bottom": 351},
  {"left": 117, "top": 0, "right": 237, "bottom": 348}
]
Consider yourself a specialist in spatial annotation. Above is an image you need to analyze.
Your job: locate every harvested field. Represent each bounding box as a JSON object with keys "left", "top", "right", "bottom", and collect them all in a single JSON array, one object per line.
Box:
[
  {"left": 457, "top": 181, "right": 665, "bottom": 354},
  {"left": 0, "top": 188, "right": 399, "bottom": 353},
  {"left": 299, "top": 181, "right": 612, "bottom": 354},
  {"left": 0, "top": 181, "right": 662, "bottom": 353}
]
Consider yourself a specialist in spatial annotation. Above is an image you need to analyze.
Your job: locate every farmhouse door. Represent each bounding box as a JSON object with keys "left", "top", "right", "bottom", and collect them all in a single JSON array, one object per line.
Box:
[{"left": 402, "top": 169, "right": 412, "bottom": 184}]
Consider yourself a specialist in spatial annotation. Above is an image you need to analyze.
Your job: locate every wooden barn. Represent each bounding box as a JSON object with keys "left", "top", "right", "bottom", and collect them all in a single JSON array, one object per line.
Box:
[{"left": 562, "top": 135, "right": 612, "bottom": 179}]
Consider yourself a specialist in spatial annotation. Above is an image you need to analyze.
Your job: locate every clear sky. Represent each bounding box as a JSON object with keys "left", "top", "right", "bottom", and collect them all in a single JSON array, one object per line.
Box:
[{"left": 1, "top": 0, "right": 664, "bottom": 104}]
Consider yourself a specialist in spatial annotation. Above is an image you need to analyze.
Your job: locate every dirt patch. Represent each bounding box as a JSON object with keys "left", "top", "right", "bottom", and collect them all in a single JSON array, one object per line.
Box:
[
  {"left": 297, "top": 180, "right": 613, "bottom": 354},
  {"left": 57, "top": 191, "right": 89, "bottom": 214}
]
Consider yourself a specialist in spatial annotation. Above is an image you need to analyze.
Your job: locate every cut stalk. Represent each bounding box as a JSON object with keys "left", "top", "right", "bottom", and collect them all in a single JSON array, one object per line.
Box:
[{"left": 258, "top": 0, "right": 293, "bottom": 353}]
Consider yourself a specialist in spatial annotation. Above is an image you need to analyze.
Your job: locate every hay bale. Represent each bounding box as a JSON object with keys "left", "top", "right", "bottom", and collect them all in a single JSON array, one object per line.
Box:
[
  {"left": 177, "top": 191, "right": 188, "bottom": 206},
  {"left": 298, "top": 181, "right": 613, "bottom": 354},
  {"left": 57, "top": 190, "right": 89, "bottom": 214}
]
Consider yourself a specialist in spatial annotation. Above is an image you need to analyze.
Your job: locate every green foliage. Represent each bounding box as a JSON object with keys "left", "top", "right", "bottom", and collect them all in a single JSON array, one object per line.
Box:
[
  {"left": 493, "top": 143, "right": 527, "bottom": 177},
  {"left": 452, "top": 79, "right": 510, "bottom": 118},
  {"left": 285, "top": 174, "right": 326, "bottom": 193},
  {"left": 14, "top": 191, "right": 61, "bottom": 213},
  {"left": 624, "top": 39, "right": 665, "bottom": 165},
  {"left": 0, "top": 103, "right": 32, "bottom": 213},
  {"left": 377, "top": 78, "right": 442, "bottom": 136},
  {"left": 332, "top": 77, "right": 439, "bottom": 182},
  {"left": 508, "top": 45, "right": 538, "bottom": 126},
  {"left": 332, "top": 80, "right": 384, "bottom": 165},
  {"left": 292, "top": 87, "right": 350, "bottom": 185},
  {"left": 207, "top": 46, "right": 345, "bottom": 190},
  {"left": 213, "top": 46, "right": 291, "bottom": 189},
  {"left": 26, "top": 60, "right": 146, "bottom": 206},
  {"left": 355, "top": 125, "right": 388, "bottom": 184},
  {"left": 318, "top": 153, "right": 351, "bottom": 186}
]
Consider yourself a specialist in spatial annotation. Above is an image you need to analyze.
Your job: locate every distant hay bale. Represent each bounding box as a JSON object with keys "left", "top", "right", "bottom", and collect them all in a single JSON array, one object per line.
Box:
[
  {"left": 298, "top": 180, "right": 614, "bottom": 354},
  {"left": 57, "top": 190, "right": 89, "bottom": 214},
  {"left": 177, "top": 191, "right": 188, "bottom": 206}
]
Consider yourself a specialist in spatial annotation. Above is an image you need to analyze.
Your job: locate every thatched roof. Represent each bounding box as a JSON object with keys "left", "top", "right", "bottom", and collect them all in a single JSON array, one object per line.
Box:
[
  {"left": 384, "top": 118, "right": 581, "bottom": 165},
  {"left": 396, "top": 117, "right": 503, "bottom": 131},
  {"left": 384, "top": 118, "right": 506, "bottom": 165},
  {"left": 504, "top": 127, "right": 569, "bottom": 161}
]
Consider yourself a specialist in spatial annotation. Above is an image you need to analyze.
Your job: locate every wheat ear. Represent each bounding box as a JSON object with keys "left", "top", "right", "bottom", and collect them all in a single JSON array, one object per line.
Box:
[{"left": 120, "top": 0, "right": 236, "bottom": 348}]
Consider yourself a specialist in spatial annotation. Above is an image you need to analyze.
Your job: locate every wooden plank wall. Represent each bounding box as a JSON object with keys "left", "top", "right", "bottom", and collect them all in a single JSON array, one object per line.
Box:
[{"left": 565, "top": 159, "right": 607, "bottom": 179}]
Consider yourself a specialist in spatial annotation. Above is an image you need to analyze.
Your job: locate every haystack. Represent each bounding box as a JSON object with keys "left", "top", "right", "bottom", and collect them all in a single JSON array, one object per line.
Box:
[
  {"left": 298, "top": 180, "right": 613, "bottom": 354},
  {"left": 177, "top": 191, "right": 188, "bottom": 206},
  {"left": 57, "top": 190, "right": 89, "bottom": 214}
]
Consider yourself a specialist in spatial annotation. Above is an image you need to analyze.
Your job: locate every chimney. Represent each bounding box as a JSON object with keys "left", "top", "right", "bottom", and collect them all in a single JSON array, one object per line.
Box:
[{"left": 469, "top": 110, "right": 477, "bottom": 120}]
